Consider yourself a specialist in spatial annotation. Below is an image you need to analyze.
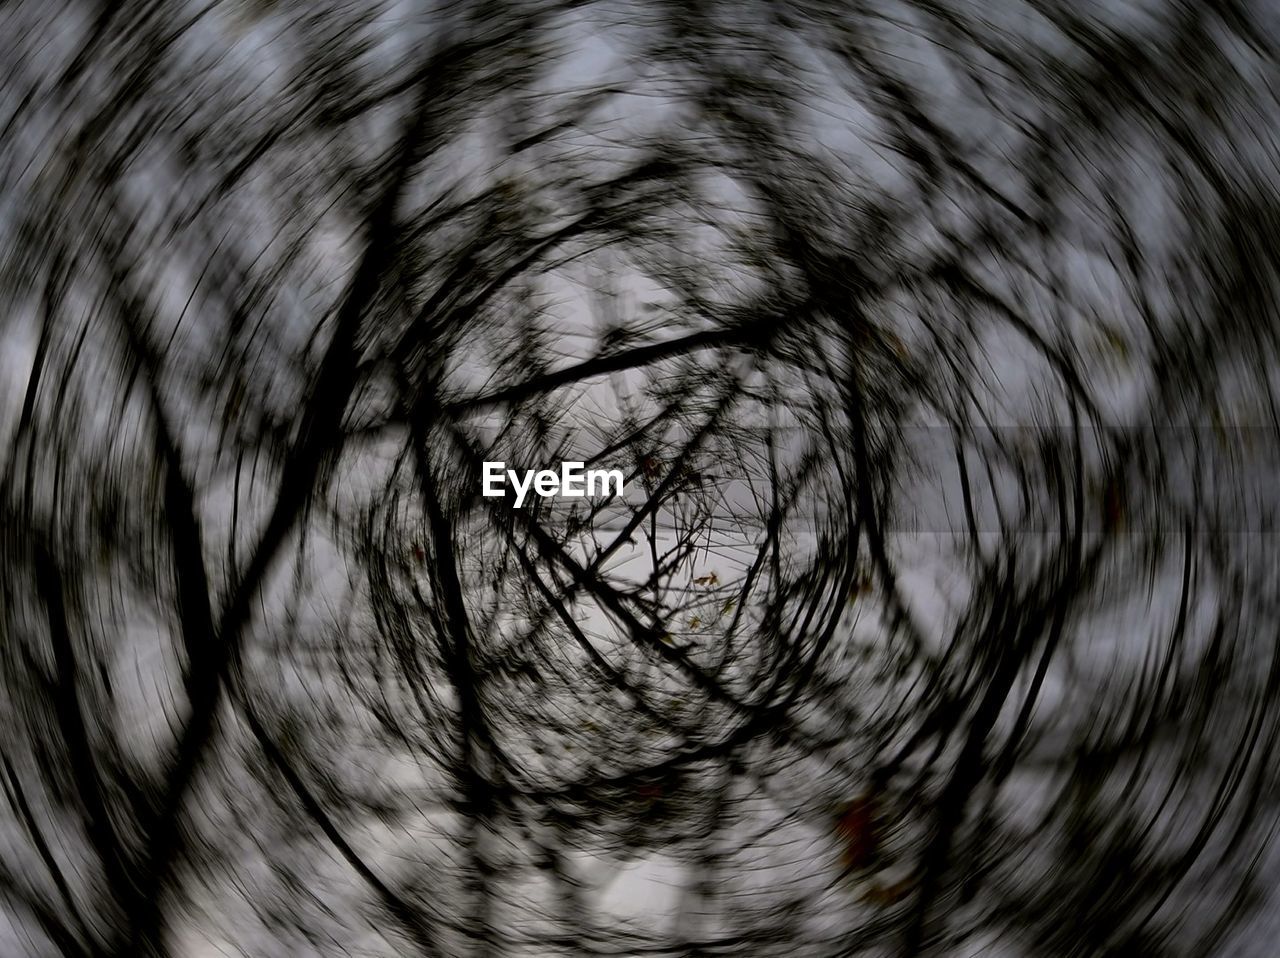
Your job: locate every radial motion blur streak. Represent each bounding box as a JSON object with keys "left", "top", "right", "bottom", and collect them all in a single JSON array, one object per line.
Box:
[{"left": 3, "top": 1, "right": 1280, "bottom": 955}]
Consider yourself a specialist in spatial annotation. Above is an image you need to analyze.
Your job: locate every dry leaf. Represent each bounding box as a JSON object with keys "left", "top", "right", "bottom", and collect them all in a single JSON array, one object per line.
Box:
[{"left": 836, "top": 794, "right": 880, "bottom": 870}]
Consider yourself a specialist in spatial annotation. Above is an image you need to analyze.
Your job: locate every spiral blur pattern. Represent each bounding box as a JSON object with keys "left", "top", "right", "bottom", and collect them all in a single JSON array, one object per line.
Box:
[{"left": 4, "top": 1, "right": 1280, "bottom": 956}]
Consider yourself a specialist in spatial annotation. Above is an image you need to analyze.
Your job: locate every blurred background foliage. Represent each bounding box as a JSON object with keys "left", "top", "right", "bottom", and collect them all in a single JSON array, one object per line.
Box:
[{"left": 3, "top": 0, "right": 1280, "bottom": 955}]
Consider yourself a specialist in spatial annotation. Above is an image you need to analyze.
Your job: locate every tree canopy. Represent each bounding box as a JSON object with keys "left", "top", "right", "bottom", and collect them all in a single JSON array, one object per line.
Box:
[{"left": 3, "top": 1, "right": 1280, "bottom": 955}]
